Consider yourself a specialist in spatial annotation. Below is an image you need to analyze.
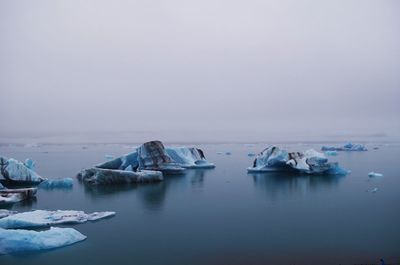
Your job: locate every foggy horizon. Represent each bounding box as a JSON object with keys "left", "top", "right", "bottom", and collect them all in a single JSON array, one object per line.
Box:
[{"left": 1, "top": 0, "right": 399, "bottom": 143}]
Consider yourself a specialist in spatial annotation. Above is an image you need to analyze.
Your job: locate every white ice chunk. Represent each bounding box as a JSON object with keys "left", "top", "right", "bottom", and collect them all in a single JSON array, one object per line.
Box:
[
  {"left": 165, "top": 147, "right": 215, "bottom": 168},
  {"left": 368, "top": 172, "right": 383, "bottom": 178},
  {"left": 0, "top": 227, "right": 86, "bottom": 255},
  {"left": 0, "top": 210, "right": 115, "bottom": 229},
  {"left": 367, "top": 187, "right": 378, "bottom": 193}
]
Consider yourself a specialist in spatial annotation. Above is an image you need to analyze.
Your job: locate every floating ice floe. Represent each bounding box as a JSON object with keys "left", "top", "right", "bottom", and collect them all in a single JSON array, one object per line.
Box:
[
  {"left": 0, "top": 210, "right": 115, "bottom": 229},
  {"left": 368, "top": 172, "right": 383, "bottom": 178},
  {"left": 79, "top": 140, "right": 215, "bottom": 185},
  {"left": 321, "top": 142, "right": 367, "bottom": 151},
  {"left": 324, "top": 150, "right": 337, "bottom": 156},
  {"left": 78, "top": 168, "right": 163, "bottom": 185},
  {"left": 367, "top": 187, "right": 378, "bottom": 193},
  {"left": 0, "top": 188, "right": 37, "bottom": 204},
  {"left": 39, "top": 178, "right": 74, "bottom": 189},
  {"left": 0, "top": 156, "right": 45, "bottom": 184},
  {"left": 248, "top": 146, "right": 348, "bottom": 175},
  {"left": 0, "top": 227, "right": 86, "bottom": 255}
]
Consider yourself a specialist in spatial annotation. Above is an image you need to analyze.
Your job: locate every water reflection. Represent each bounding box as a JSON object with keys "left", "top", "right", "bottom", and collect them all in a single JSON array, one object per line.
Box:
[
  {"left": 250, "top": 172, "right": 345, "bottom": 199},
  {"left": 82, "top": 169, "right": 211, "bottom": 210}
]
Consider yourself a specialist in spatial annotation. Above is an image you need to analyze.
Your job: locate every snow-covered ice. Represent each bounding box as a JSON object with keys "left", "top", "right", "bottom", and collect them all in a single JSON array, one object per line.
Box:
[
  {"left": 0, "top": 227, "right": 86, "bottom": 255},
  {"left": 0, "top": 210, "right": 115, "bottom": 229},
  {"left": 248, "top": 145, "right": 348, "bottom": 175}
]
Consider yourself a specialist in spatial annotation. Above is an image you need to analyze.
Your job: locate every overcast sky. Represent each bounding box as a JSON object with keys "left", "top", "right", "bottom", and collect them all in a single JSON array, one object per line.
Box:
[{"left": 0, "top": 0, "right": 399, "bottom": 142}]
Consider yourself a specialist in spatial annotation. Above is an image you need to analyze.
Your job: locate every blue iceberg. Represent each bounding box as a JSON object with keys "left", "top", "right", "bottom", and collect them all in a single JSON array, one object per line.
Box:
[
  {"left": 0, "top": 227, "right": 86, "bottom": 255},
  {"left": 80, "top": 141, "right": 215, "bottom": 185},
  {"left": 0, "top": 210, "right": 115, "bottom": 229},
  {"left": 0, "top": 156, "right": 45, "bottom": 184},
  {"left": 39, "top": 178, "right": 74, "bottom": 189},
  {"left": 248, "top": 146, "right": 348, "bottom": 175},
  {"left": 321, "top": 142, "right": 367, "bottom": 151}
]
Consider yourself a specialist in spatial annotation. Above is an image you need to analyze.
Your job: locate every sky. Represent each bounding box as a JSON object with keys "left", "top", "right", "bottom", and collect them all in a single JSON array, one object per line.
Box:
[{"left": 0, "top": 0, "right": 399, "bottom": 143}]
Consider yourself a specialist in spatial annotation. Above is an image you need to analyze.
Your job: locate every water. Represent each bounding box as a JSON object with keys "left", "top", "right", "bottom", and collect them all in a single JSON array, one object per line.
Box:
[{"left": 1, "top": 142, "right": 399, "bottom": 265}]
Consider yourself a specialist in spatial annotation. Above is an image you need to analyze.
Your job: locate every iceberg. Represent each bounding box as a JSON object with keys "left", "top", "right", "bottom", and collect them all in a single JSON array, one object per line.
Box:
[
  {"left": 0, "top": 188, "right": 37, "bottom": 204},
  {"left": 321, "top": 142, "right": 367, "bottom": 151},
  {"left": 0, "top": 227, "right": 86, "bottom": 255},
  {"left": 248, "top": 145, "right": 348, "bottom": 175},
  {"left": 0, "top": 156, "right": 45, "bottom": 184},
  {"left": 78, "top": 168, "right": 163, "bottom": 185},
  {"left": 165, "top": 147, "right": 215, "bottom": 168},
  {"left": 39, "top": 178, "right": 73, "bottom": 189},
  {"left": 0, "top": 210, "right": 115, "bottom": 229},
  {"left": 79, "top": 141, "right": 215, "bottom": 185},
  {"left": 368, "top": 172, "right": 383, "bottom": 178},
  {"left": 137, "top": 141, "right": 185, "bottom": 174}
]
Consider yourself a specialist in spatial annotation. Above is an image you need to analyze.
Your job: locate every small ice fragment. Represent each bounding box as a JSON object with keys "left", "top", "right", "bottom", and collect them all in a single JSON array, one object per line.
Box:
[
  {"left": 0, "top": 210, "right": 116, "bottom": 229},
  {"left": 368, "top": 172, "right": 383, "bottom": 178},
  {"left": 247, "top": 153, "right": 256, "bottom": 157},
  {"left": 373, "top": 147, "right": 379, "bottom": 150},
  {"left": 39, "top": 178, "right": 73, "bottom": 189},
  {"left": 225, "top": 152, "right": 232, "bottom": 155},
  {"left": 24, "top": 159, "right": 36, "bottom": 170},
  {"left": 324, "top": 150, "right": 337, "bottom": 156},
  {"left": 0, "top": 227, "right": 86, "bottom": 255},
  {"left": 367, "top": 187, "right": 378, "bottom": 193},
  {"left": 216, "top": 152, "right": 223, "bottom": 155},
  {"left": 105, "top": 155, "right": 114, "bottom": 160}
]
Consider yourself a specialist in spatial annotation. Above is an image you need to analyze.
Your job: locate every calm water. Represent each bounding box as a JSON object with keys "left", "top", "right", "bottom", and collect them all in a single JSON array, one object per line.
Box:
[{"left": 0, "top": 142, "right": 399, "bottom": 265}]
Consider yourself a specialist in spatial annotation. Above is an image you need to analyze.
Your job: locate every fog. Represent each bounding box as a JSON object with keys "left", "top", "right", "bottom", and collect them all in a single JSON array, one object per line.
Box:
[{"left": 0, "top": 0, "right": 399, "bottom": 143}]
